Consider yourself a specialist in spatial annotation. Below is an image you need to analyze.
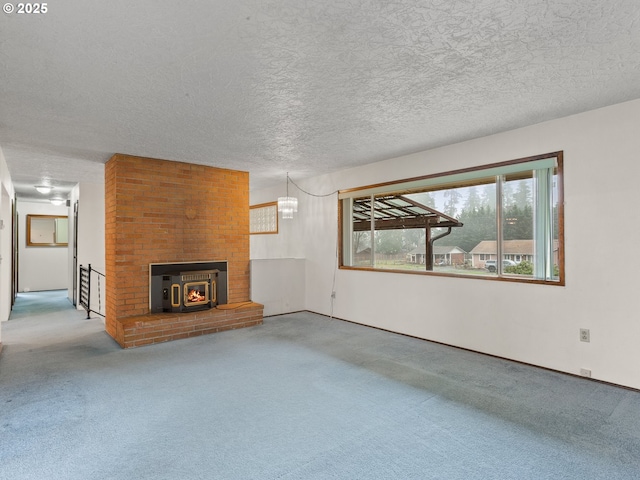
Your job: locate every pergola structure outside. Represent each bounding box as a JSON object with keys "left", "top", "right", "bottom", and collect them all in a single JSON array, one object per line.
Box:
[{"left": 352, "top": 194, "right": 463, "bottom": 271}]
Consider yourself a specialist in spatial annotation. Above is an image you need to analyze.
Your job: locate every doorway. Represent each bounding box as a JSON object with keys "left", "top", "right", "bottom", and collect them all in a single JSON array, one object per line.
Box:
[{"left": 72, "top": 200, "right": 78, "bottom": 306}]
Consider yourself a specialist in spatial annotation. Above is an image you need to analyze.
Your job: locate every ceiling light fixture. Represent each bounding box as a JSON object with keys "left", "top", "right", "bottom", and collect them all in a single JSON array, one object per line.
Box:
[
  {"left": 277, "top": 173, "right": 298, "bottom": 219},
  {"left": 50, "top": 198, "right": 65, "bottom": 206},
  {"left": 35, "top": 185, "right": 53, "bottom": 194}
]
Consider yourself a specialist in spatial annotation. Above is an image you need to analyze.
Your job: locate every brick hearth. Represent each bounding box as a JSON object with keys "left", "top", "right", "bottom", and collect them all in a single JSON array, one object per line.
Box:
[
  {"left": 104, "top": 154, "right": 263, "bottom": 348},
  {"left": 112, "top": 302, "right": 264, "bottom": 348}
]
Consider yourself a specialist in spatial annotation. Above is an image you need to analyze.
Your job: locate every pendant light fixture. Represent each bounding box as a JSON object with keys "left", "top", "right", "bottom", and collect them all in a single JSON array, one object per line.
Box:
[{"left": 277, "top": 173, "right": 298, "bottom": 219}]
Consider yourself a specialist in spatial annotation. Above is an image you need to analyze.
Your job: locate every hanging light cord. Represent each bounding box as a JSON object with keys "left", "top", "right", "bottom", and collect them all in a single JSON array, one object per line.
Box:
[
  {"left": 287, "top": 174, "right": 339, "bottom": 198},
  {"left": 284, "top": 173, "right": 340, "bottom": 319}
]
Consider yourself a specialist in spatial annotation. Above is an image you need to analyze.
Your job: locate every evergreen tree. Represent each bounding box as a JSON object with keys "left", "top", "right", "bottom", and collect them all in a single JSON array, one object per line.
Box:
[
  {"left": 375, "top": 230, "right": 403, "bottom": 254},
  {"left": 462, "top": 186, "right": 482, "bottom": 214},
  {"left": 503, "top": 204, "right": 533, "bottom": 240},
  {"left": 444, "top": 205, "right": 497, "bottom": 253},
  {"left": 502, "top": 181, "right": 515, "bottom": 208},
  {"left": 443, "top": 189, "right": 463, "bottom": 217},
  {"left": 480, "top": 184, "right": 496, "bottom": 209},
  {"left": 513, "top": 180, "right": 532, "bottom": 207},
  {"left": 410, "top": 191, "right": 436, "bottom": 208},
  {"left": 402, "top": 228, "right": 425, "bottom": 252}
]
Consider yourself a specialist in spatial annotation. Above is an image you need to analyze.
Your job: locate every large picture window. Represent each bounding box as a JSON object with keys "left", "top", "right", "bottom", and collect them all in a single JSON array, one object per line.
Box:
[{"left": 339, "top": 152, "right": 563, "bottom": 285}]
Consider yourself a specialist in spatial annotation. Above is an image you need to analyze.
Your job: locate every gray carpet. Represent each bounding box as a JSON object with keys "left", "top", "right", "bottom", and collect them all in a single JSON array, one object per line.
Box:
[{"left": 1, "top": 291, "right": 639, "bottom": 480}]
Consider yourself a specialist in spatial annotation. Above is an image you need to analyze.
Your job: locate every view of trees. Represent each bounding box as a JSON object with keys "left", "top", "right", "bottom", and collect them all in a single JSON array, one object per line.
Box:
[
  {"left": 356, "top": 178, "right": 550, "bottom": 260},
  {"left": 346, "top": 159, "right": 561, "bottom": 282}
]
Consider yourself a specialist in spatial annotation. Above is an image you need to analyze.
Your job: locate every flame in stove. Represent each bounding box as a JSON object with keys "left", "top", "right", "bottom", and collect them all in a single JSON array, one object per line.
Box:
[{"left": 187, "top": 289, "right": 206, "bottom": 303}]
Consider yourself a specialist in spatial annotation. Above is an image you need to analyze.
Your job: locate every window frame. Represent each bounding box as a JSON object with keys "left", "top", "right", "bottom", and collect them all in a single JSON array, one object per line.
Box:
[
  {"left": 338, "top": 152, "right": 564, "bottom": 286},
  {"left": 249, "top": 202, "right": 279, "bottom": 235}
]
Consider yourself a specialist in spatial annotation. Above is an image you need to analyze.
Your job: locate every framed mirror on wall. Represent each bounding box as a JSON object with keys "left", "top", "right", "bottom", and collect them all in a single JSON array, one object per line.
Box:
[{"left": 26, "top": 214, "right": 69, "bottom": 247}]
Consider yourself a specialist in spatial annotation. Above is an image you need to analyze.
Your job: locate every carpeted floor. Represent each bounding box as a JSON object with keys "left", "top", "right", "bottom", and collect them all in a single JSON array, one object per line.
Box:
[{"left": 1, "top": 291, "right": 639, "bottom": 480}]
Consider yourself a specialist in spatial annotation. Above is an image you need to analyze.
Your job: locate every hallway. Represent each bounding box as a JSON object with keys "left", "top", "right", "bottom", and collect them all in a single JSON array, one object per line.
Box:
[{"left": 9, "top": 290, "right": 81, "bottom": 320}]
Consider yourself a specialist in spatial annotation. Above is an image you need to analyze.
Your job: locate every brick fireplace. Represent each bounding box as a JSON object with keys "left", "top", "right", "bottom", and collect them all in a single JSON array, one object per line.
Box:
[{"left": 105, "top": 154, "right": 263, "bottom": 348}]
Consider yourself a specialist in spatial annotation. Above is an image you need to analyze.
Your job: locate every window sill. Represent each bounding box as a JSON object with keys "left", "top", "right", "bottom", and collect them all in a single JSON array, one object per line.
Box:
[{"left": 339, "top": 265, "right": 564, "bottom": 286}]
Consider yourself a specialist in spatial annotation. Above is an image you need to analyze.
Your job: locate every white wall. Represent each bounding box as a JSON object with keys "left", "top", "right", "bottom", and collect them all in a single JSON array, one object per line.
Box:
[
  {"left": 0, "top": 186, "right": 12, "bottom": 323},
  {"left": 17, "top": 200, "right": 69, "bottom": 292},
  {"left": 0, "top": 147, "right": 16, "bottom": 339},
  {"left": 250, "top": 258, "right": 305, "bottom": 316},
  {"left": 68, "top": 182, "right": 105, "bottom": 313},
  {"left": 251, "top": 98, "right": 640, "bottom": 390},
  {"left": 68, "top": 186, "right": 78, "bottom": 304}
]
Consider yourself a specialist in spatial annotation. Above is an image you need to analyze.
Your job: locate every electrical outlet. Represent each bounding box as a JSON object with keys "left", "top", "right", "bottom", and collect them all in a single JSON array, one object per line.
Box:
[
  {"left": 580, "top": 368, "right": 592, "bottom": 378},
  {"left": 580, "top": 328, "right": 590, "bottom": 342}
]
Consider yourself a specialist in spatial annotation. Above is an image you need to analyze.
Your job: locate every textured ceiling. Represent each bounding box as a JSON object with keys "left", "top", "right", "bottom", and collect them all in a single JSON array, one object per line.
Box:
[{"left": 1, "top": 0, "right": 640, "bottom": 201}]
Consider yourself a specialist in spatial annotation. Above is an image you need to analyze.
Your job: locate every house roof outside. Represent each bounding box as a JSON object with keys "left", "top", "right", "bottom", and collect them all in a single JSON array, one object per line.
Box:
[
  {"left": 470, "top": 240, "right": 559, "bottom": 255},
  {"left": 408, "top": 245, "right": 467, "bottom": 256}
]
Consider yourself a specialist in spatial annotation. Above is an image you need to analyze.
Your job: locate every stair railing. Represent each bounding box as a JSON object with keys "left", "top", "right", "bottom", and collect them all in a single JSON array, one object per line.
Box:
[{"left": 79, "top": 264, "right": 106, "bottom": 319}]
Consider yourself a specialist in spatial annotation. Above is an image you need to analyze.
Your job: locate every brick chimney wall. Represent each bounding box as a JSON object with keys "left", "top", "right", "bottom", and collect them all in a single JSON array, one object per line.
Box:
[{"left": 104, "top": 154, "right": 250, "bottom": 340}]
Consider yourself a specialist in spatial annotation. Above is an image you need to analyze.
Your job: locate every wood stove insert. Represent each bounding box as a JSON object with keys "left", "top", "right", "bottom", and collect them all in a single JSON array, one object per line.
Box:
[{"left": 149, "top": 261, "right": 228, "bottom": 313}]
